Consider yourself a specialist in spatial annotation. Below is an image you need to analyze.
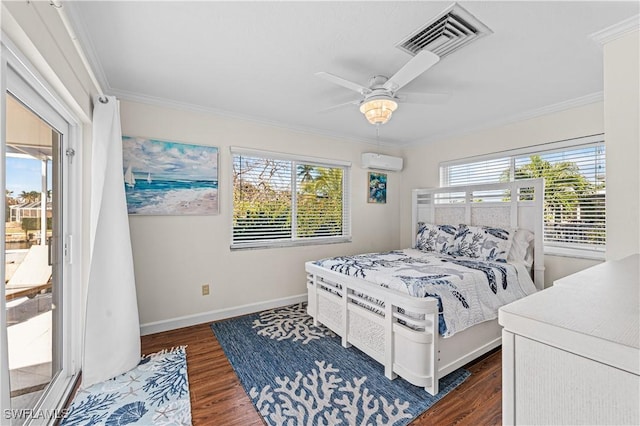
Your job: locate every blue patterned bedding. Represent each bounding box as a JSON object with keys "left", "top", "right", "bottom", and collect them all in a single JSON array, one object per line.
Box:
[{"left": 313, "top": 249, "right": 537, "bottom": 337}]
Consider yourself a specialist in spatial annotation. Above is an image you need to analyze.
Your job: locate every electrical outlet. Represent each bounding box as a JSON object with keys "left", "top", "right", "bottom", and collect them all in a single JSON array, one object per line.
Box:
[{"left": 201, "top": 284, "right": 210, "bottom": 296}]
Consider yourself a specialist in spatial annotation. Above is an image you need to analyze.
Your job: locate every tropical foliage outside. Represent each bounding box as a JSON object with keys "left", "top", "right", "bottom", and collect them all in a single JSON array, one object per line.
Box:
[
  {"left": 5, "top": 189, "right": 53, "bottom": 241},
  {"left": 296, "top": 166, "right": 344, "bottom": 238},
  {"left": 504, "top": 154, "right": 605, "bottom": 246},
  {"left": 233, "top": 156, "right": 344, "bottom": 243},
  {"left": 232, "top": 148, "right": 606, "bottom": 248},
  {"left": 5, "top": 190, "right": 39, "bottom": 217},
  {"left": 5, "top": 190, "right": 49, "bottom": 209}
]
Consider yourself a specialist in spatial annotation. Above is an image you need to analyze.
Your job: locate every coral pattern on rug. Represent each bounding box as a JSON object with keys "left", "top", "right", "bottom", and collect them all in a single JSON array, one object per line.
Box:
[
  {"left": 252, "top": 303, "right": 334, "bottom": 344},
  {"left": 212, "top": 303, "right": 470, "bottom": 426},
  {"left": 250, "top": 360, "right": 412, "bottom": 425},
  {"left": 60, "top": 346, "right": 191, "bottom": 426}
]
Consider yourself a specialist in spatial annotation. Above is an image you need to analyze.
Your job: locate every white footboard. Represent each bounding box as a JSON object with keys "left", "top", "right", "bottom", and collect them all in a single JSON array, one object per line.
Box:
[
  {"left": 306, "top": 262, "right": 443, "bottom": 394},
  {"left": 306, "top": 261, "right": 504, "bottom": 395}
]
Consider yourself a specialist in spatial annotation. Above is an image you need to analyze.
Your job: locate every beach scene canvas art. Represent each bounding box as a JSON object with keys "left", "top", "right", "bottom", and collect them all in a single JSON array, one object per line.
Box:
[{"left": 122, "top": 136, "right": 218, "bottom": 215}]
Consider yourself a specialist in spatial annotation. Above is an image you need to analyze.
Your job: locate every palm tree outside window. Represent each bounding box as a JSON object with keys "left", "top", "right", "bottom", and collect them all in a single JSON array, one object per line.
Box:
[
  {"left": 440, "top": 135, "right": 605, "bottom": 255},
  {"left": 231, "top": 148, "right": 351, "bottom": 249}
]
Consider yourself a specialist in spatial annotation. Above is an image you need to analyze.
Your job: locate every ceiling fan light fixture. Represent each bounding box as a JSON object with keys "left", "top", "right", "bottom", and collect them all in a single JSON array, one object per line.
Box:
[{"left": 359, "top": 98, "right": 398, "bottom": 125}]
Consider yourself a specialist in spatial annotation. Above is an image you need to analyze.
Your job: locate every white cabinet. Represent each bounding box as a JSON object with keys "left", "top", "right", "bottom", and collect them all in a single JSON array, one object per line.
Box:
[{"left": 499, "top": 254, "right": 640, "bottom": 425}]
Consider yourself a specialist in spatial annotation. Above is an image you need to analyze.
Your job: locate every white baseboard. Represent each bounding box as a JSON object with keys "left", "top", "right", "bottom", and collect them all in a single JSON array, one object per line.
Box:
[{"left": 139, "top": 293, "right": 308, "bottom": 336}]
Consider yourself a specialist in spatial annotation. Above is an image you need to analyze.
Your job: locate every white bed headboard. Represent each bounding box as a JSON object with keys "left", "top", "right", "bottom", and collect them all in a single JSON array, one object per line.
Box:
[{"left": 411, "top": 178, "right": 545, "bottom": 290}]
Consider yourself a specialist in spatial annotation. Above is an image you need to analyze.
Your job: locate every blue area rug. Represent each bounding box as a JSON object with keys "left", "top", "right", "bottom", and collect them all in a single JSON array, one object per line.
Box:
[
  {"left": 211, "top": 304, "right": 470, "bottom": 425},
  {"left": 60, "top": 346, "right": 191, "bottom": 426}
]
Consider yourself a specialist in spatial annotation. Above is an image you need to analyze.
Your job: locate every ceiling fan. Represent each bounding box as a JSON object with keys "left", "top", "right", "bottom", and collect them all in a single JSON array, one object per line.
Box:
[{"left": 316, "top": 50, "right": 445, "bottom": 125}]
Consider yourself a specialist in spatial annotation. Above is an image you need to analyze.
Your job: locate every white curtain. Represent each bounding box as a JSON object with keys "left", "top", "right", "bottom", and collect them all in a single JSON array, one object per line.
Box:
[{"left": 83, "top": 96, "right": 140, "bottom": 387}]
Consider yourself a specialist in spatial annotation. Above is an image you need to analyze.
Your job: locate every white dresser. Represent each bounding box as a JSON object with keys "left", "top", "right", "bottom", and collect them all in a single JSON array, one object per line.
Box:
[{"left": 499, "top": 254, "right": 640, "bottom": 425}]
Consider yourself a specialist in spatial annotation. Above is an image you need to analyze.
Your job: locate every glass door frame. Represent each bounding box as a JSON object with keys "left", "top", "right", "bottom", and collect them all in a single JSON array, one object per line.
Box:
[{"left": 1, "top": 36, "right": 83, "bottom": 425}]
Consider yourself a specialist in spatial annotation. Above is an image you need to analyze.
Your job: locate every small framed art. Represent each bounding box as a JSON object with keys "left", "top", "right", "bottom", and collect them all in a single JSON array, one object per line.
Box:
[{"left": 368, "top": 172, "right": 387, "bottom": 204}]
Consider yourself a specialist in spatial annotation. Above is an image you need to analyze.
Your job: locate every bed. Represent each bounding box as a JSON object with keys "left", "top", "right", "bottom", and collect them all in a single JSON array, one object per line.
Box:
[{"left": 305, "top": 178, "right": 544, "bottom": 395}]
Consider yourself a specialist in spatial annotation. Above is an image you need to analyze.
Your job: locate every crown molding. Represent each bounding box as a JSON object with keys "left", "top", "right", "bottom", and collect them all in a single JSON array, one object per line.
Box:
[
  {"left": 112, "top": 88, "right": 604, "bottom": 150},
  {"left": 407, "top": 91, "right": 604, "bottom": 146},
  {"left": 110, "top": 88, "right": 399, "bottom": 148},
  {"left": 590, "top": 14, "right": 640, "bottom": 45}
]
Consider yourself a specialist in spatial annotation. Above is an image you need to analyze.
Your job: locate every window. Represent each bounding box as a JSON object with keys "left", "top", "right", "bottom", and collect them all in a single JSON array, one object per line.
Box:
[
  {"left": 440, "top": 135, "right": 606, "bottom": 257},
  {"left": 232, "top": 148, "right": 351, "bottom": 249}
]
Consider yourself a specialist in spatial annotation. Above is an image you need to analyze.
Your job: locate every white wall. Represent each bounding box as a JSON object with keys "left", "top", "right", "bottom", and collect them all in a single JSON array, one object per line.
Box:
[
  {"left": 119, "top": 101, "right": 403, "bottom": 331},
  {"left": 399, "top": 102, "right": 606, "bottom": 286},
  {"left": 603, "top": 29, "right": 640, "bottom": 261}
]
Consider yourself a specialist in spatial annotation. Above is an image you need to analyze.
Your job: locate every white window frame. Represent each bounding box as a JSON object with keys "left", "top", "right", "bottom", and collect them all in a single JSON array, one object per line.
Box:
[
  {"left": 440, "top": 134, "right": 606, "bottom": 260},
  {"left": 1, "top": 36, "right": 83, "bottom": 424},
  {"left": 230, "top": 147, "right": 352, "bottom": 250}
]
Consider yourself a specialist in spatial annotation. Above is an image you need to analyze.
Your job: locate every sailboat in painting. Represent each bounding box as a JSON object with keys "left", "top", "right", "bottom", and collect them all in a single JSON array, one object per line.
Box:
[
  {"left": 125, "top": 164, "right": 136, "bottom": 188},
  {"left": 121, "top": 135, "right": 219, "bottom": 215}
]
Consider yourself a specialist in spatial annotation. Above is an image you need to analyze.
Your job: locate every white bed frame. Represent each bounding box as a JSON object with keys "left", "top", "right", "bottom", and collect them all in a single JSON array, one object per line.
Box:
[{"left": 306, "top": 178, "right": 545, "bottom": 395}]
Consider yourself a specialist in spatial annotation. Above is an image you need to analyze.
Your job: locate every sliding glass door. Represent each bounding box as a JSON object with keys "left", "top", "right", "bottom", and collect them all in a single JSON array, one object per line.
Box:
[
  {"left": 2, "top": 43, "right": 81, "bottom": 425},
  {"left": 4, "top": 94, "right": 63, "bottom": 425}
]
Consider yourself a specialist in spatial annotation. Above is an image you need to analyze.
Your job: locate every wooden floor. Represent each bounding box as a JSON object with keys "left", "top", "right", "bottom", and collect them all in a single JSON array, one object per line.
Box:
[{"left": 141, "top": 322, "right": 503, "bottom": 426}]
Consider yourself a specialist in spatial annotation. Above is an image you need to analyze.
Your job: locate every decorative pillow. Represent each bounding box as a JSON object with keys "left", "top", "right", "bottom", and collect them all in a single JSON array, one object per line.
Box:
[
  {"left": 507, "top": 228, "right": 535, "bottom": 267},
  {"left": 450, "top": 224, "right": 514, "bottom": 262},
  {"left": 415, "top": 222, "right": 457, "bottom": 254}
]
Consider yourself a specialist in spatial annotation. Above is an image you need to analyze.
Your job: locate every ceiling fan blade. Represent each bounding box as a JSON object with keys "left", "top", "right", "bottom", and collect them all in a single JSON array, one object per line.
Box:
[
  {"left": 318, "top": 98, "right": 361, "bottom": 113},
  {"left": 383, "top": 50, "right": 440, "bottom": 92},
  {"left": 315, "top": 72, "right": 370, "bottom": 95},
  {"left": 396, "top": 91, "right": 451, "bottom": 104}
]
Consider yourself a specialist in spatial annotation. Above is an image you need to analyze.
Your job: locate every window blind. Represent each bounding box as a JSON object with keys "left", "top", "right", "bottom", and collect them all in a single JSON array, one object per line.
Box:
[
  {"left": 232, "top": 149, "right": 351, "bottom": 248},
  {"left": 440, "top": 135, "right": 606, "bottom": 253}
]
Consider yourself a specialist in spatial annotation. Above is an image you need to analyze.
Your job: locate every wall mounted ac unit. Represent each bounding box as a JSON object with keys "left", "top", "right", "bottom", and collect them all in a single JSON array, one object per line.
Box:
[{"left": 361, "top": 153, "right": 404, "bottom": 171}]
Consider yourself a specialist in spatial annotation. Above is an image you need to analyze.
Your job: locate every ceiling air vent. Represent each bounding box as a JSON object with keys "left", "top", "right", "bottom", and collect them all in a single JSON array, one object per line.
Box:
[{"left": 396, "top": 3, "right": 492, "bottom": 58}]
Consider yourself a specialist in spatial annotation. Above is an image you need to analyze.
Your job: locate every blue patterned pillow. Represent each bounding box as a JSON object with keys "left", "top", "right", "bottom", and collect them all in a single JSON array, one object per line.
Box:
[
  {"left": 416, "top": 222, "right": 457, "bottom": 254},
  {"left": 450, "top": 224, "right": 514, "bottom": 262}
]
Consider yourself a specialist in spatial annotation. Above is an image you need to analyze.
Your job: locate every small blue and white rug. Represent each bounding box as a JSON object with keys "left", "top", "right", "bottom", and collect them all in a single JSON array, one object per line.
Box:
[
  {"left": 211, "top": 304, "right": 470, "bottom": 426},
  {"left": 60, "top": 346, "right": 191, "bottom": 426}
]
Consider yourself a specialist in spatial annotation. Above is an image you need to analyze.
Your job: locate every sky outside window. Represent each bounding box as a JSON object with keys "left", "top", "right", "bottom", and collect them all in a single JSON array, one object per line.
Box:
[{"left": 5, "top": 155, "right": 52, "bottom": 197}]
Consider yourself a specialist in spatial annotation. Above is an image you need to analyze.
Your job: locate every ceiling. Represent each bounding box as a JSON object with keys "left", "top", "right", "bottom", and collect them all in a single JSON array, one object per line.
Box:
[{"left": 66, "top": 1, "right": 639, "bottom": 147}]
